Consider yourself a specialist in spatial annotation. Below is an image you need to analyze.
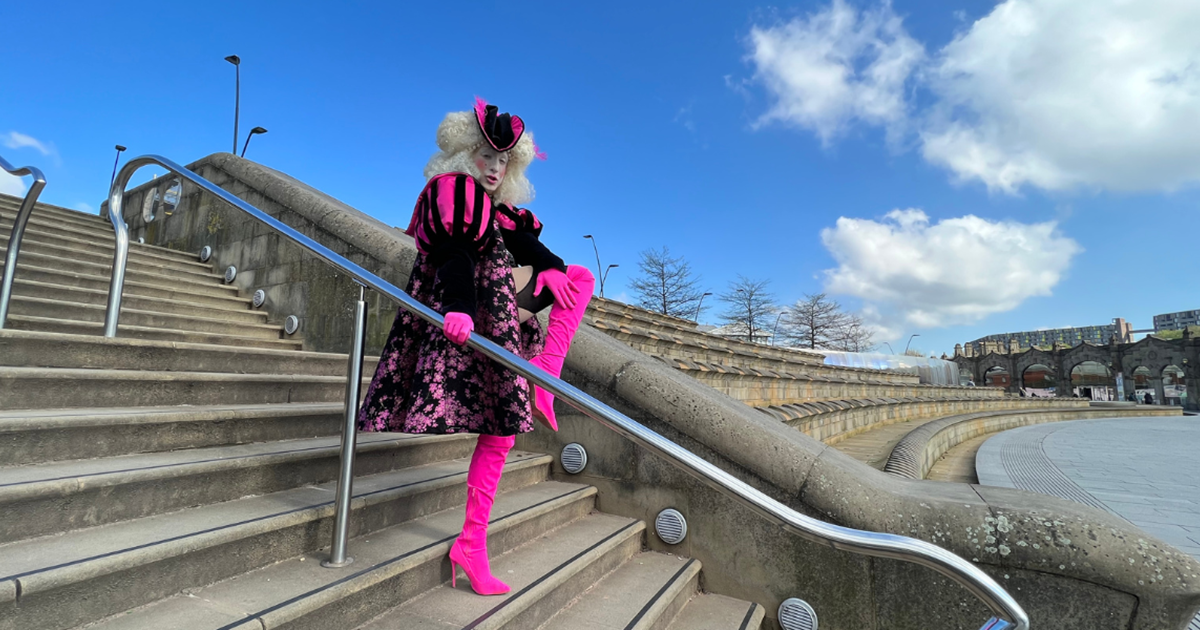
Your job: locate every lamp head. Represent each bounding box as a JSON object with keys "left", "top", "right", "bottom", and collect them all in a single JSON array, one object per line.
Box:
[
  {"left": 250, "top": 127, "right": 268, "bottom": 135},
  {"left": 583, "top": 234, "right": 593, "bottom": 239},
  {"left": 225, "top": 55, "right": 241, "bottom": 65},
  {"left": 114, "top": 145, "right": 127, "bottom": 152}
]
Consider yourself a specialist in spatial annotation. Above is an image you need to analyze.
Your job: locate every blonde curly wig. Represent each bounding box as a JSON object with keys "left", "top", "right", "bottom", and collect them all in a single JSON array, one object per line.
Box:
[{"left": 423, "top": 110, "right": 537, "bottom": 206}]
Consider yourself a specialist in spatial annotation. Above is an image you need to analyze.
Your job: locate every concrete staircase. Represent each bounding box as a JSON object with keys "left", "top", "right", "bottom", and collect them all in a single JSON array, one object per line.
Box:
[{"left": 0, "top": 198, "right": 764, "bottom": 630}]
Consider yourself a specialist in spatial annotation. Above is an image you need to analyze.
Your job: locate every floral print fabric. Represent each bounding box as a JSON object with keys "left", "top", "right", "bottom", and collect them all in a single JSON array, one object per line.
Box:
[{"left": 356, "top": 221, "right": 545, "bottom": 436}]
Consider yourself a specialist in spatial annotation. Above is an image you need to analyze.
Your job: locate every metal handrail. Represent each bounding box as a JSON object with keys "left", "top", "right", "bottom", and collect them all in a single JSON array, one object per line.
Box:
[
  {"left": 0, "top": 155, "right": 47, "bottom": 329},
  {"left": 102, "top": 155, "right": 1028, "bottom": 630}
]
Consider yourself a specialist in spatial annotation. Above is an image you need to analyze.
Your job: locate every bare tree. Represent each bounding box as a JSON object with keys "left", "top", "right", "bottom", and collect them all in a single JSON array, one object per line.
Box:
[
  {"left": 628, "top": 246, "right": 707, "bottom": 319},
  {"left": 839, "top": 315, "right": 876, "bottom": 352},
  {"left": 780, "top": 293, "right": 876, "bottom": 352},
  {"left": 717, "top": 276, "right": 776, "bottom": 344},
  {"left": 781, "top": 293, "right": 849, "bottom": 349}
]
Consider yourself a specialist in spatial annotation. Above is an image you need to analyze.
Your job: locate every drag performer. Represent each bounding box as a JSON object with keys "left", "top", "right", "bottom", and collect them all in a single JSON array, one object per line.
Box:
[{"left": 357, "top": 98, "right": 594, "bottom": 595}]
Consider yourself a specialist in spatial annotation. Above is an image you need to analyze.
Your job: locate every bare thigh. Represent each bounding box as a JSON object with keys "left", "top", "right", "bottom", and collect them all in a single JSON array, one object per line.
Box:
[{"left": 511, "top": 266, "right": 535, "bottom": 323}]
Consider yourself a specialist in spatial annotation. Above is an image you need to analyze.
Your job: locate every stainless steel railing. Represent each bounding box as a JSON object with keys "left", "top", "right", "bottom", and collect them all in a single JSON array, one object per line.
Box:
[
  {"left": 0, "top": 154, "right": 47, "bottom": 330},
  {"left": 101, "top": 155, "right": 1028, "bottom": 630}
]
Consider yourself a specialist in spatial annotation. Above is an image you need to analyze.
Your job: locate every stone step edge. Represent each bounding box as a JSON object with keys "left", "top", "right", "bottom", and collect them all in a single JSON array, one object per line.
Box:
[
  {"left": 0, "top": 331, "right": 357, "bottom": 372},
  {"left": 9, "top": 278, "right": 264, "bottom": 319},
  {"left": 545, "top": 554, "right": 702, "bottom": 630},
  {"left": 0, "top": 329, "right": 356, "bottom": 369},
  {"left": 312, "top": 505, "right": 640, "bottom": 630},
  {"left": 8, "top": 294, "right": 284, "bottom": 334},
  {"left": 0, "top": 227, "right": 214, "bottom": 270},
  {"left": 0, "top": 456, "right": 557, "bottom": 608},
  {"left": 0, "top": 314, "right": 302, "bottom": 349},
  {"left": 0, "top": 260, "right": 242, "bottom": 298},
  {"left": 665, "top": 594, "right": 766, "bottom": 630},
  {"left": 0, "top": 401, "right": 345, "bottom": 431},
  {"left": 0, "top": 213, "right": 199, "bottom": 261},
  {"left": 0, "top": 244, "right": 225, "bottom": 283},
  {"left": 0, "top": 429, "right": 425, "bottom": 503},
  {"left": 0, "top": 195, "right": 110, "bottom": 219}
]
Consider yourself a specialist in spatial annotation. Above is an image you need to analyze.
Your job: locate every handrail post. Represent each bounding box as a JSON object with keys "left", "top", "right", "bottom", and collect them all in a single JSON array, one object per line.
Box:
[
  {"left": 0, "top": 156, "right": 47, "bottom": 329},
  {"left": 323, "top": 283, "right": 368, "bottom": 568},
  {"left": 102, "top": 168, "right": 132, "bottom": 338}
]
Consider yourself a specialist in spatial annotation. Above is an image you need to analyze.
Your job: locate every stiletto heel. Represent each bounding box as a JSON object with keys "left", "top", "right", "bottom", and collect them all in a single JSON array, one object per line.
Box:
[{"left": 450, "top": 560, "right": 458, "bottom": 588}]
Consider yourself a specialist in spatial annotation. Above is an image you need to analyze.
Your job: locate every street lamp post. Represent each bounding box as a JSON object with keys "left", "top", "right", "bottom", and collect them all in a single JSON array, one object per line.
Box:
[
  {"left": 602, "top": 264, "right": 619, "bottom": 295},
  {"left": 224, "top": 55, "right": 241, "bottom": 155},
  {"left": 583, "top": 235, "right": 606, "bottom": 298},
  {"left": 695, "top": 292, "right": 712, "bottom": 322},
  {"left": 905, "top": 333, "right": 921, "bottom": 355},
  {"left": 772, "top": 311, "right": 784, "bottom": 346},
  {"left": 883, "top": 342, "right": 895, "bottom": 354},
  {"left": 241, "top": 127, "right": 268, "bottom": 157},
  {"left": 110, "top": 145, "right": 126, "bottom": 189}
]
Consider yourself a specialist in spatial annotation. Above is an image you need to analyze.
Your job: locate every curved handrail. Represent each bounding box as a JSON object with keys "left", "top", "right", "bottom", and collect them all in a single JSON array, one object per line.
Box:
[
  {"left": 0, "top": 154, "right": 48, "bottom": 329},
  {"left": 102, "top": 155, "right": 1028, "bottom": 630}
]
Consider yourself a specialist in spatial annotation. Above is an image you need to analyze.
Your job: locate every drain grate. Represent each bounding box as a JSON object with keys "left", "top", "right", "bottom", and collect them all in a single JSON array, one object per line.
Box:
[
  {"left": 561, "top": 443, "right": 587, "bottom": 474},
  {"left": 778, "top": 598, "right": 817, "bottom": 630},
  {"left": 655, "top": 508, "right": 687, "bottom": 545}
]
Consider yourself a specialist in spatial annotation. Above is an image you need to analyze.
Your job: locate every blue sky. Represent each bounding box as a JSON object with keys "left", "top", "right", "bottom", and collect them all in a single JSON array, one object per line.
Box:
[{"left": 2, "top": 0, "right": 1197, "bottom": 356}]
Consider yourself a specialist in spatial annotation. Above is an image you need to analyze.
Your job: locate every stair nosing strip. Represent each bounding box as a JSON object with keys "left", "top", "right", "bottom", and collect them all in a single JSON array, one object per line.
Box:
[
  {"left": 1, "top": 455, "right": 551, "bottom": 586},
  {"left": 739, "top": 602, "right": 761, "bottom": 630},
  {"left": 623, "top": 557, "right": 699, "bottom": 630},
  {"left": 461, "top": 520, "right": 644, "bottom": 630},
  {"left": 211, "top": 485, "right": 597, "bottom": 630}
]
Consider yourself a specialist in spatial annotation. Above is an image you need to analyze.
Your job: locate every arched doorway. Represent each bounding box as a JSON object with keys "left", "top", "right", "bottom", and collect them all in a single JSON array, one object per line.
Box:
[
  {"left": 1164, "top": 365, "right": 1186, "bottom": 407},
  {"left": 1071, "top": 361, "right": 1114, "bottom": 400},
  {"left": 984, "top": 365, "right": 1011, "bottom": 388},
  {"left": 1021, "top": 363, "right": 1056, "bottom": 398},
  {"left": 1132, "top": 366, "right": 1154, "bottom": 403},
  {"left": 959, "top": 366, "right": 975, "bottom": 386}
]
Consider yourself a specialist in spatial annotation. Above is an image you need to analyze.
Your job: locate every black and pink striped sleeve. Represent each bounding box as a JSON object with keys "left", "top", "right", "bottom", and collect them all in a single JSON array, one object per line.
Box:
[
  {"left": 410, "top": 173, "right": 495, "bottom": 316},
  {"left": 496, "top": 204, "right": 565, "bottom": 274}
]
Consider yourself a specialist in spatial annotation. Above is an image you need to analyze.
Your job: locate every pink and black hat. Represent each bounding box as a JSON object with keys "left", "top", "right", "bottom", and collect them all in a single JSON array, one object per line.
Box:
[{"left": 474, "top": 97, "right": 525, "bottom": 152}]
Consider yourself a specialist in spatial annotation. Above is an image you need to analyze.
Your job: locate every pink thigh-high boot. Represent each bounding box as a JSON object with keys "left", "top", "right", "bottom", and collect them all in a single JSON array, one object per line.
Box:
[
  {"left": 449, "top": 433, "right": 515, "bottom": 595},
  {"left": 530, "top": 265, "right": 595, "bottom": 431}
]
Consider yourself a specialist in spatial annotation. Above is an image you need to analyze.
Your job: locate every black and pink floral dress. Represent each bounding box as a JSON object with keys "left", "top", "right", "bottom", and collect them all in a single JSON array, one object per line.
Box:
[{"left": 356, "top": 172, "right": 561, "bottom": 437}]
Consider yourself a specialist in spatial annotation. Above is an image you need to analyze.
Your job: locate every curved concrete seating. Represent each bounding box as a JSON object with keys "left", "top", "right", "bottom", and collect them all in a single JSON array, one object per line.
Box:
[{"left": 884, "top": 405, "right": 1184, "bottom": 480}]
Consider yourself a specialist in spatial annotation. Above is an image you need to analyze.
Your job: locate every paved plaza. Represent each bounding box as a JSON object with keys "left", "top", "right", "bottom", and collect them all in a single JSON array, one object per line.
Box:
[{"left": 977, "top": 415, "right": 1200, "bottom": 630}]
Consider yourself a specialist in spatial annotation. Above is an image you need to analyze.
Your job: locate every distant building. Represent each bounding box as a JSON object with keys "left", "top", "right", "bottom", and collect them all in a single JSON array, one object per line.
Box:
[
  {"left": 706, "top": 322, "right": 774, "bottom": 345},
  {"left": 1153, "top": 309, "right": 1200, "bottom": 333},
  {"left": 963, "top": 318, "right": 1133, "bottom": 355}
]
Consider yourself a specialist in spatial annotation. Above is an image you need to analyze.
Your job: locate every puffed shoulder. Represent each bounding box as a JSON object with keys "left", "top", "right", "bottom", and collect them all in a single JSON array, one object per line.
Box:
[
  {"left": 403, "top": 173, "right": 495, "bottom": 255},
  {"left": 494, "top": 203, "right": 544, "bottom": 237}
]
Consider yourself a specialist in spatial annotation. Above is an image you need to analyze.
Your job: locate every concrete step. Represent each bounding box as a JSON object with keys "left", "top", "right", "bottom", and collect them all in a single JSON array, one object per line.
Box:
[
  {"left": 0, "top": 402, "right": 346, "bottom": 465},
  {"left": 4, "top": 261, "right": 245, "bottom": 303},
  {"left": 1, "top": 241, "right": 224, "bottom": 283},
  {"left": 0, "top": 366, "right": 358, "bottom": 409},
  {"left": 351, "top": 513, "right": 645, "bottom": 630},
  {"left": 68, "top": 480, "right": 598, "bottom": 630},
  {"left": 1, "top": 227, "right": 215, "bottom": 272},
  {"left": 8, "top": 278, "right": 266, "bottom": 322},
  {"left": 0, "top": 432, "right": 481, "bottom": 544},
  {"left": 0, "top": 211, "right": 203, "bottom": 264},
  {"left": 5, "top": 295, "right": 284, "bottom": 339},
  {"left": 0, "top": 197, "right": 113, "bottom": 231},
  {"left": 0, "top": 329, "right": 368, "bottom": 375},
  {"left": 538, "top": 552, "right": 701, "bottom": 630},
  {"left": 665, "top": 594, "right": 766, "bottom": 630},
  {"left": 1, "top": 313, "right": 303, "bottom": 349}
]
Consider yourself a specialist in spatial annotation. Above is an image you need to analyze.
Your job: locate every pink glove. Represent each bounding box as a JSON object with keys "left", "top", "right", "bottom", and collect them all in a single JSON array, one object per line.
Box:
[
  {"left": 443, "top": 312, "right": 474, "bottom": 345},
  {"left": 533, "top": 269, "right": 579, "bottom": 310}
]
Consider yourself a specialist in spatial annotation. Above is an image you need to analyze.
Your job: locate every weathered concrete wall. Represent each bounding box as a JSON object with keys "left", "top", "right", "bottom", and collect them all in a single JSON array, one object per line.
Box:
[
  {"left": 884, "top": 406, "right": 1183, "bottom": 479},
  {"left": 113, "top": 155, "right": 1200, "bottom": 629}
]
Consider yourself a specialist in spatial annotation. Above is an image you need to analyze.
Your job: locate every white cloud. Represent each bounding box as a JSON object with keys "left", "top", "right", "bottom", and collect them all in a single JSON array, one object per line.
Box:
[
  {"left": 74, "top": 202, "right": 94, "bottom": 213},
  {"left": 746, "top": 0, "right": 924, "bottom": 145},
  {"left": 0, "top": 172, "right": 26, "bottom": 197},
  {"left": 745, "top": 0, "right": 1200, "bottom": 193},
  {"left": 821, "top": 209, "right": 1081, "bottom": 332},
  {"left": 2, "top": 131, "right": 54, "bottom": 157}
]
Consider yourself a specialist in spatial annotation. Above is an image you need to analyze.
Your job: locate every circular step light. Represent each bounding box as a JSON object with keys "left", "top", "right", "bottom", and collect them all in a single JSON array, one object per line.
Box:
[
  {"left": 284, "top": 315, "right": 300, "bottom": 335},
  {"left": 561, "top": 443, "right": 587, "bottom": 474},
  {"left": 224, "top": 266, "right": 237, "bottom": 283},
  {"left": 252, "top": 289, "right": 266, "bottom": 308},
  {"left": 655, "top": 508, "right": 687, "bottom": 545},
  {"left": 199, "top": 246, "right": 212, "bottom": 262},
  {"left": 779, "top": 598, "right": 818, "bottom": 630}
]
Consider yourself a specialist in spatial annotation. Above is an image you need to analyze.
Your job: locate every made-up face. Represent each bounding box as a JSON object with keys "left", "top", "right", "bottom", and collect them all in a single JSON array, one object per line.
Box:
[{"left": 473, "top": 145, "right": 509, "bottom": 193}]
